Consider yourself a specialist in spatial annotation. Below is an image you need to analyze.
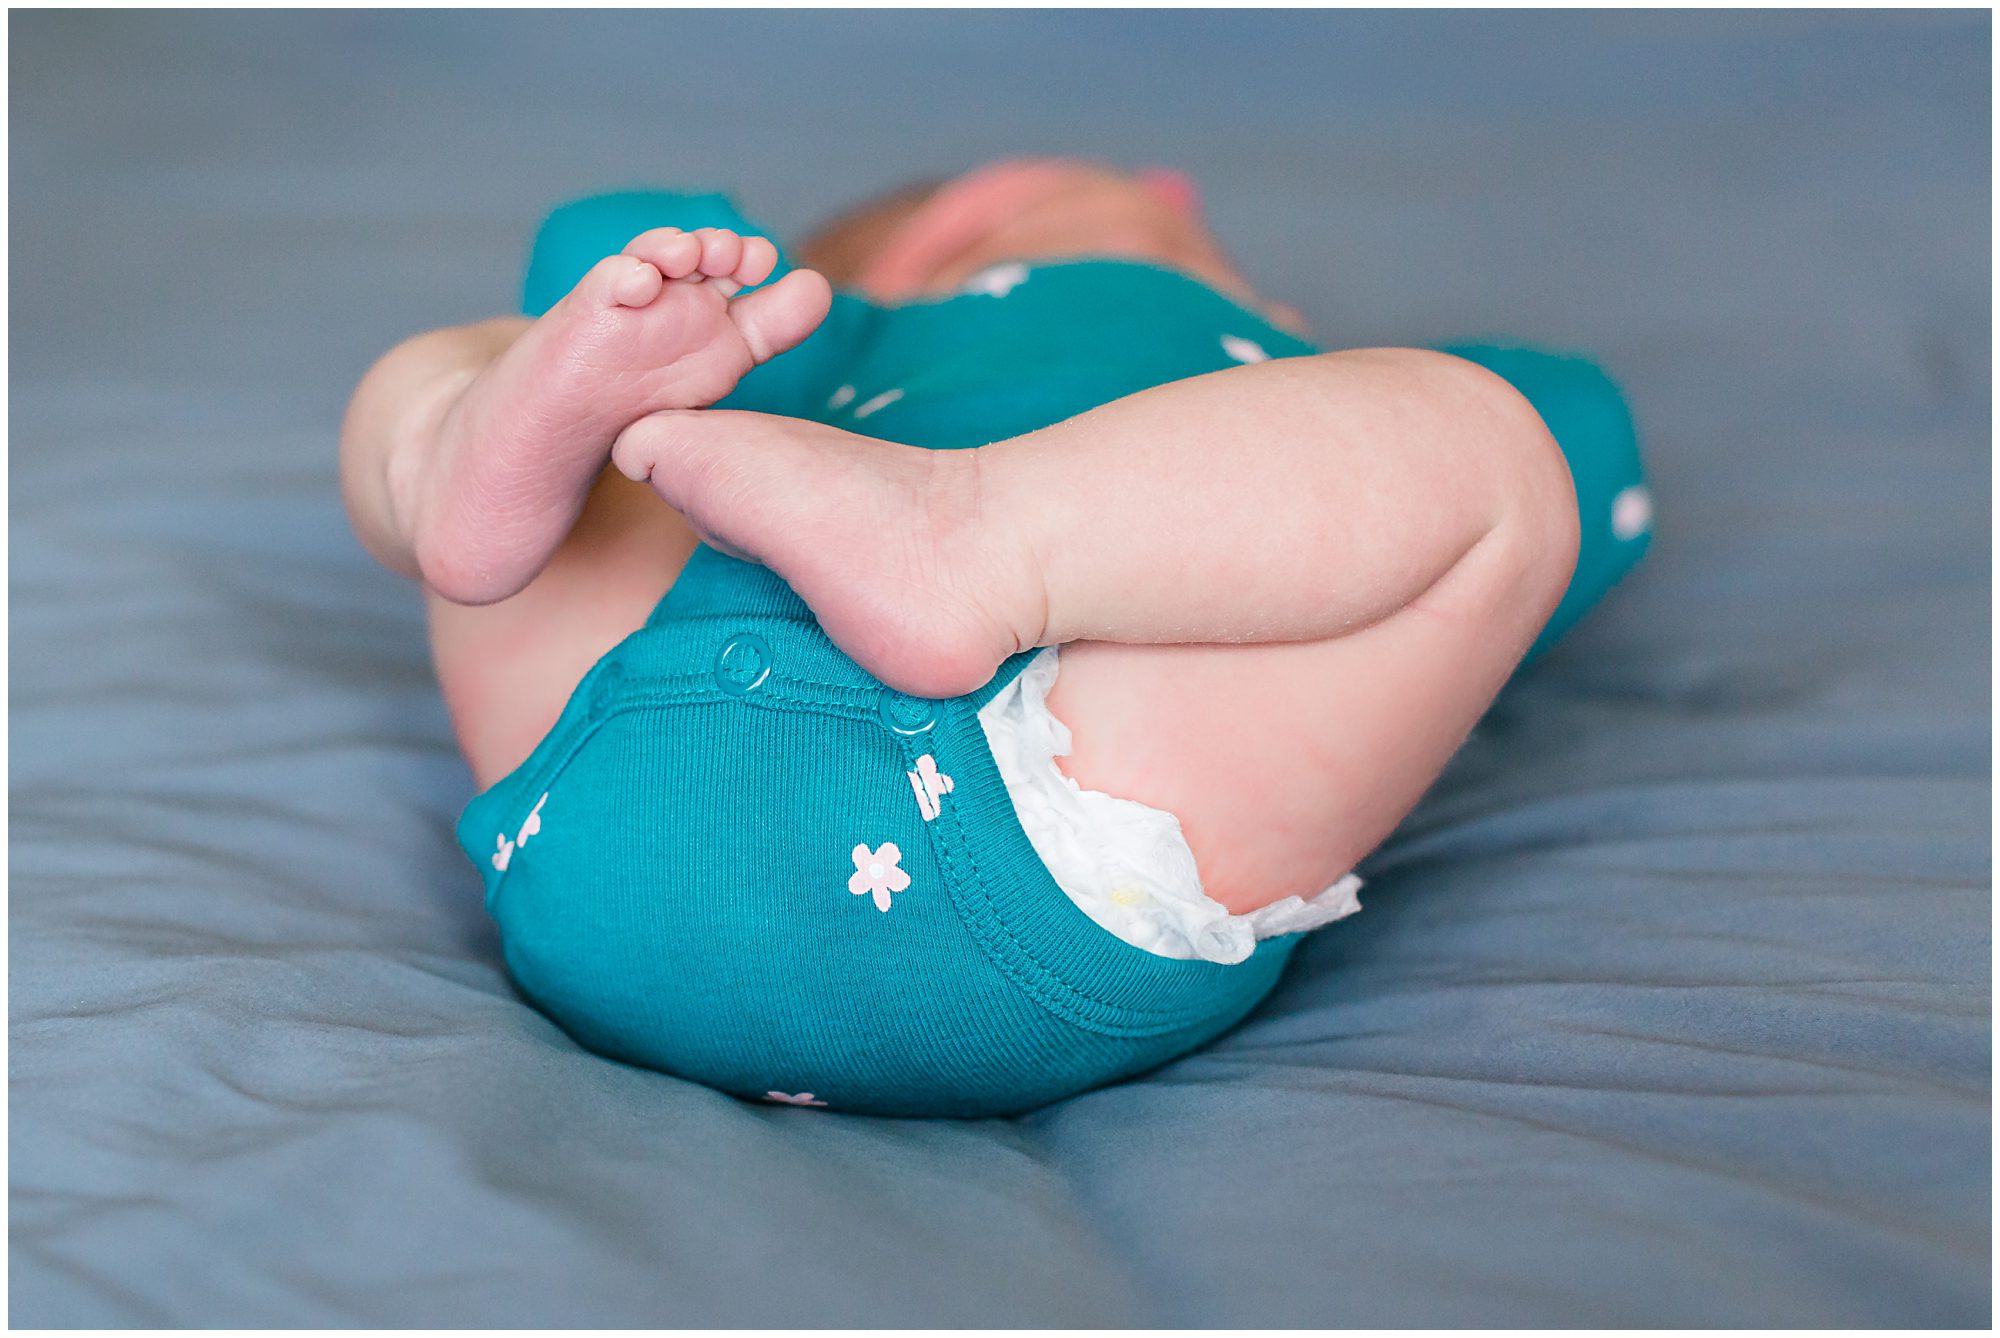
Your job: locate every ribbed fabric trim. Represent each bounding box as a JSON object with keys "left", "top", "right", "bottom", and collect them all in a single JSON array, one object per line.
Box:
[{"left": 464, "top": 554, "right": 1294, "bottom": 1041}]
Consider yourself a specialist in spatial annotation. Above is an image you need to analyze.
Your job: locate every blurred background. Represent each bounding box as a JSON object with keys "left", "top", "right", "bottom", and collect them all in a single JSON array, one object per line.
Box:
[
  {"left": 11, "top": 10, "right": 1989, "bottom": 1328},
  {"left": 14, "top": 10, "right": 1989, "bottom": 420}
]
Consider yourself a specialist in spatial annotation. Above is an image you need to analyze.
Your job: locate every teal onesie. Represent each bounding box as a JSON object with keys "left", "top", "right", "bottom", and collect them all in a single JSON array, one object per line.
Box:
[{"left": 457, "top": 191, "right": 1651, "bottom": 1117}]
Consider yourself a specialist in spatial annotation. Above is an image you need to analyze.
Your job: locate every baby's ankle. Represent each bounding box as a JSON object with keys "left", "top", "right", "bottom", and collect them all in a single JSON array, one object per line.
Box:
[
  {"left": 612, "top": 410, "right": 1049, "bottom": 698},
  {"left": 951, "top": 445, "right": 1053, "bottom": 662},
  {"left": 794, "top": 438, "right": 1048, "bottom": 697}
]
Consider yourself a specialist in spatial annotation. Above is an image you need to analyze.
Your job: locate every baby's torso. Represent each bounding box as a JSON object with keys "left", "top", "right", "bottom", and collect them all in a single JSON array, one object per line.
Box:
[
  {"left": 523, "top": 190, "right": 1319, "bottom": 449},
  {"left": 761, "top": 258, "right": 1321, "bottom": 450}
]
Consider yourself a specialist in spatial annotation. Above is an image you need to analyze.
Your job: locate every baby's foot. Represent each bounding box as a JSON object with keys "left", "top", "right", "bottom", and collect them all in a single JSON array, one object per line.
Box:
[
  {"left": 610, "top": 410, "right": 1044, "bottom": 698},
  {"left": 412, "top": 228, "right": 832, "bottom": 603}
]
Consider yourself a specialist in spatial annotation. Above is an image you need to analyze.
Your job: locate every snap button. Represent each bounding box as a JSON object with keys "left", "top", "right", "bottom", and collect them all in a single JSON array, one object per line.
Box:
[
  {"left": 714, "top": 634, "right": 772, "bottom": 696},
  {"left": 878, "top": 690, "right": 937, "bottom": 735}
]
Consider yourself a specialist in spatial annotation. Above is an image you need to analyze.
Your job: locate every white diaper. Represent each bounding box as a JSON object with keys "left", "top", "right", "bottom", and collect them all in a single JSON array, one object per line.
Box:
[{"left": 977, "top": 649, "right": 1362, "bottom": 965}]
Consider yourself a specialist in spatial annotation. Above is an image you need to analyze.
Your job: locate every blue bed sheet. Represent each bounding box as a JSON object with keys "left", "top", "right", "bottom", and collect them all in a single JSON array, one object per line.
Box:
[{"left": 10, "top": 10, "right": 1989, "bottom": 1326}]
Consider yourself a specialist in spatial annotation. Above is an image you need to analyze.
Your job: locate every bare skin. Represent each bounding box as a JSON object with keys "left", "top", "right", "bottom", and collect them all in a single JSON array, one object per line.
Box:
[{"left": 340, "top": 162, "right": 1578, "bottom": 914}]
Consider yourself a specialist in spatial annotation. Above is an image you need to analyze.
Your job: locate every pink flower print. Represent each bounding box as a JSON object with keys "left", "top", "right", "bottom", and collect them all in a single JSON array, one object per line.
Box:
[
  {"left": 490, "top": 793, "right": 549, "bottom": 873},
  {"left": 1221, "top": 333, "right": 1271, "bottom": 364},
  {"left": 907, "top": 753, "right": 954, "bottom": 821},
  {"left": 848, "top": 842, "right": 910, "bottom": 912},
  {"left": 517, "top": 793, "right": 546, "bottom": 844},
  {"left": 963, "top": 261, "right": 1029, "bottom": 297},
  {"left": 765, "top": 1091, "right": 829, "bottom": 1107}
]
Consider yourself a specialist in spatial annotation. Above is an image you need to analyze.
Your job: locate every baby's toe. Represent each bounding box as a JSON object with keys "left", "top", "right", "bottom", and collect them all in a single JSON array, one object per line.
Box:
[
  {"left": 695, "top": 228, "right": 744, "bottom": 278},
  {"left": 733, "top": 236, "right": 780, "bottom": 288},
  {"left": 581, "top": 254, "right": 665, "bottom": 309},
  {"left": 610, "top": 261, "right": 664, "bottom": 308},
  {"left": 624, "top": 227, "right": 704, "bottom": 280}
]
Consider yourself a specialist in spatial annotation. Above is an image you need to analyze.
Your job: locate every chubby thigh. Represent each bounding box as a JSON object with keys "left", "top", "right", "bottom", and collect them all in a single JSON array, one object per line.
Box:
[{"left": 1044, "top": 524, "right": 1567, "bottom": 915}]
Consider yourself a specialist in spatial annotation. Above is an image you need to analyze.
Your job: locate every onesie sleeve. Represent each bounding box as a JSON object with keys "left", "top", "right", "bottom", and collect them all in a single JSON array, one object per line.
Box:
[
  {"left": 1436, "top": 342, "right": 1652, "bottom": 659},
  {"left": 521, "top": 190, "right": 869, "bottom": 418}
]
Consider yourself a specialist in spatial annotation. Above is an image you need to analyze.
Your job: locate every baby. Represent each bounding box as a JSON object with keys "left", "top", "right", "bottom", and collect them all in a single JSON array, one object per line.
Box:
[{"left": 342, "top": 158, "right": 1649, "bottom": 1116}]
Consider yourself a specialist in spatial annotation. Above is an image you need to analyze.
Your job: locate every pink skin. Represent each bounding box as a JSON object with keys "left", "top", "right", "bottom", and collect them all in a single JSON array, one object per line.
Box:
[
  {"left": 609, "top": 352, "right": 1572, "bottom": 701},
  {"left": 862, "top": 158, "right": 1307, "bottom": 331},
  {"left": 605, "top": 357, "right": 1574, "bottom": 914},
  {"left": 391, "top": 227, "right": 831, "bottom": 606},
  {"left": 340, "top": 163, "right": 1576, "bottom": 915},
  {"left": 611, "top": 408, "right": 1035, "bottom": 698}
]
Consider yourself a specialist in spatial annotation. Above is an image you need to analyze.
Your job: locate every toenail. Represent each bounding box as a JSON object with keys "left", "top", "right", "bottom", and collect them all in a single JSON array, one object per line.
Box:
[
  {"left": 878, "top": 690, "right": 937, "bottom": 735},
  {"left": 715, "top": 634, "right": 773, "bottom": 696}
]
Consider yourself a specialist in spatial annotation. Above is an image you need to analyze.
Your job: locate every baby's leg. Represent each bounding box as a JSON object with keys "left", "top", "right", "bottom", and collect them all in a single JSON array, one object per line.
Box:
[
  {"left": 609, "top": 348, "right": 1584, "bottom": 913},
  {"left": 341, "top": 228, "right": 827, "bottom": 602},
  {"left": 1044, "top": 626, "right": 1541, "bottom": 915},
  {"left": 339, "top": 228, "right": 832, "bottom": 782}
]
